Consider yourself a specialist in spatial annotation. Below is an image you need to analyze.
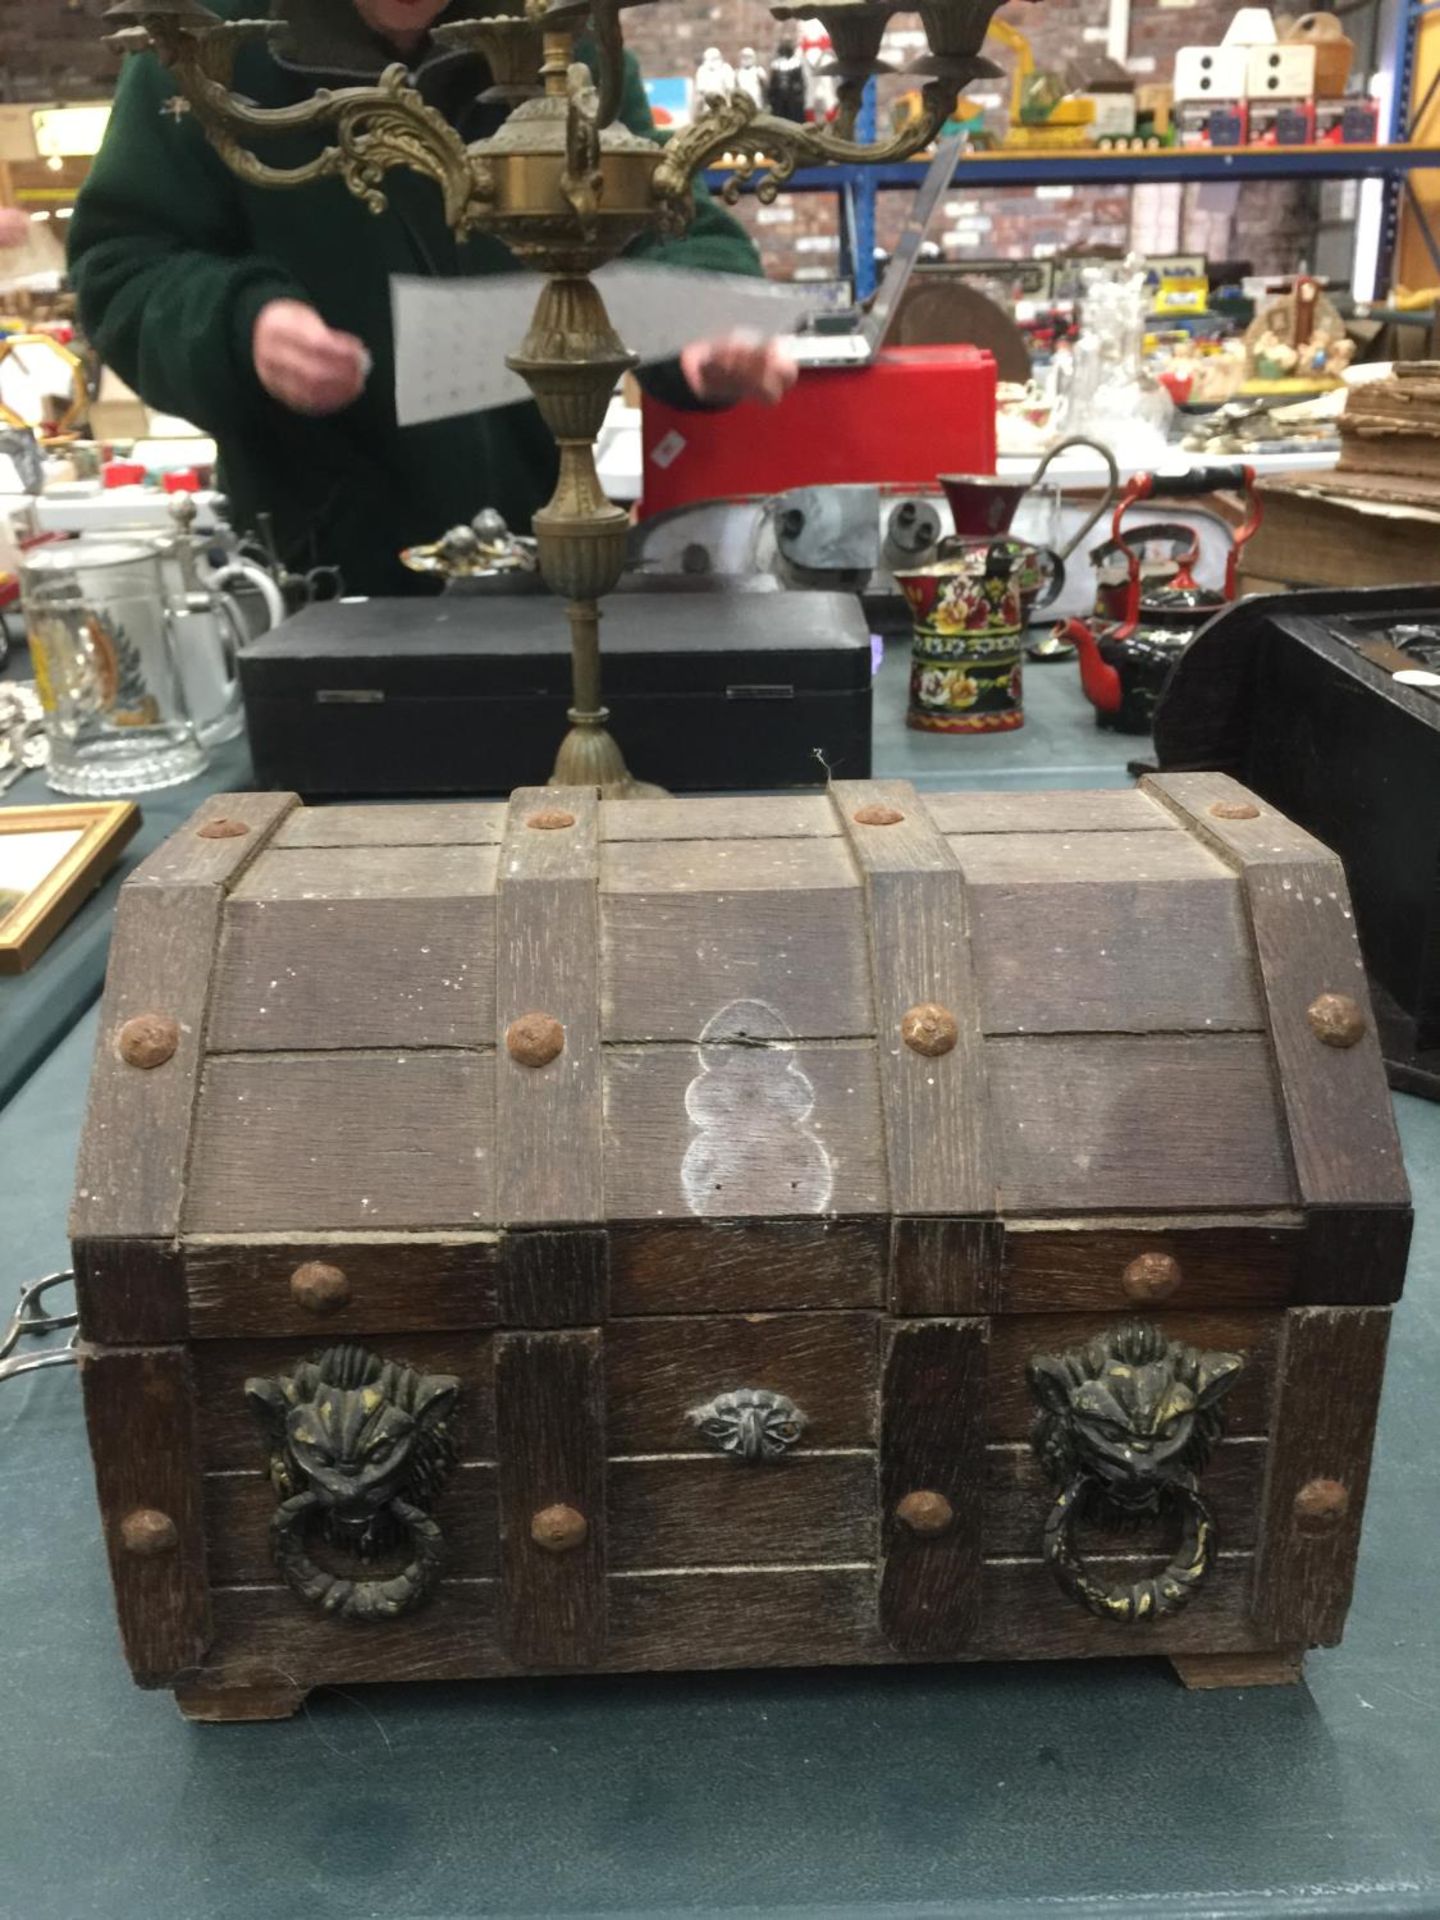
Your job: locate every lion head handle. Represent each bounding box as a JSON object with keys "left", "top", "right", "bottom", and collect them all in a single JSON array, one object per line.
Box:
[
  {"left": 245, "top": 1344, "right": 459, "bottom": 1529},
  {"left": 1027, "top": 1321, "right": 1245, "bottom": 1516}
]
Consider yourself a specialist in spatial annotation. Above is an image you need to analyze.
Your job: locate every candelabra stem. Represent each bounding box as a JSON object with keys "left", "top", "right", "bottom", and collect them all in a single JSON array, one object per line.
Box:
[{"left": 509, "top": 273, "right": 661, "bottom": 797}]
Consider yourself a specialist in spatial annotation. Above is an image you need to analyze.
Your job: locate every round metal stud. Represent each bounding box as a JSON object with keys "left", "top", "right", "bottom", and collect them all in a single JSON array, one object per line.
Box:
[
  {"left": 289, "top": 1261, "right": 351, "bottom": 1315},
  {"left": 196, "top": 818, "right": 251, "bottom": 840},
  {"left": 117, "top": 1013, "right": 180, "bottom": 1070},
  {"left": 1122, "top": 1251, "right": 1183, "bottom": 1304},
  {"left": 853, "top": 803, "right": 905, "bottom": 827},
  {"left": 896, "top": 1489, "right": 955, "bottom": 1536},
  {"left": 1208, "top": 800, "right": 1259, "bottom": 821},
  {"left": 506, "top": 1012, "right": 566, "bottom": 1068},
  {"left": 901, "top": 1003, "right": 958, "bottom": 1058},
  {"left": 119, "top": 1508, "right": 179, "bottom": 1557},
  {"left": 526, "top": 809, "right": 576, "bottom": 831},
  {"left": 1293, "top": 1478, "right": 1350, "bottom": 1532},
  {"left": 531, "top": 1504, "right": 588, "bottom": 1553},
  {"left": 1307, "top": 993, "right": 1367, "bottom": 1049}
]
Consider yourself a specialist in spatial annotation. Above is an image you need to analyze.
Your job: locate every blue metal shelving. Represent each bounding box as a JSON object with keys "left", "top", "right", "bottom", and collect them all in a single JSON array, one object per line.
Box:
[
  {"left": 706, "top": 142, "right": 1440, "bottom": 199},
  {"left": 706, "top": 0, "right": 1440, "bottom": 298},
  {"left": 1383, "top": 0, "right": 1440, "bottom": 281}
]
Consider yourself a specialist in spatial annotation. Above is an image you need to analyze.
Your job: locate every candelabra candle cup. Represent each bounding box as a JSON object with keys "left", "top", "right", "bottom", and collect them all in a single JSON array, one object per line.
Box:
[{"left": 22, "top": 540, "right": 209, "bottom": 797}]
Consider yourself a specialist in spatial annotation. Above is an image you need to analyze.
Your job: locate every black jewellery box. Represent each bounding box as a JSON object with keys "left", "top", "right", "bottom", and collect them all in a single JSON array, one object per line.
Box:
[
  {"left": 239, "top": 579, "right": 874, "bottom": 796},
  {"left": 1155, "top": 581, "right": 1440, "bottom": 1099}
]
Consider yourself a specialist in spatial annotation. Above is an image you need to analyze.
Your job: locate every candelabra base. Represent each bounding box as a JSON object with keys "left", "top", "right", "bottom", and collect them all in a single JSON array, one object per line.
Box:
[{"left": 550, "top": 707, "right": 666, "bottom": 799}]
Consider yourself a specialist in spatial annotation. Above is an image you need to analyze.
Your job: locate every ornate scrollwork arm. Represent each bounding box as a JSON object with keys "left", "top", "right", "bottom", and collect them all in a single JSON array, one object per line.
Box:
[
  {"left": 651, "top": 85, "right": 953, "bottom": 219},
  {"left": 108, "top": 14, "right": 492, "bottom": 234},
  {"left": 1026, "top": 1321, "right": 1245, "bottom": 1624}
]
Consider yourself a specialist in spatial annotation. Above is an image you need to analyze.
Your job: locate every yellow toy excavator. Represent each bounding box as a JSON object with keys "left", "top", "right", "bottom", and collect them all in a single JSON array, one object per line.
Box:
[{"left": 986, "top": 18, "right": 1095, "bottom": 150}]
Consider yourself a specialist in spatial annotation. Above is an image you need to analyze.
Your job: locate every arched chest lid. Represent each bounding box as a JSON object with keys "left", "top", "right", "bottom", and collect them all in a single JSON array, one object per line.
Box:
[{"left": 72, "top": 776, "right": 1408, "bottom": 1294}]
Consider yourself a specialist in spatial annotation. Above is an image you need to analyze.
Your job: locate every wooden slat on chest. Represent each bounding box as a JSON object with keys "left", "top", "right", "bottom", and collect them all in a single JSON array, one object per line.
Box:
[
  {"left": 925, "top": 790, "right": 1176, "bottom": 835},
  {"left": 603, "top": 1042, "right": 887, "bottom": 1220},
  {"left": 832, "top": 780, "right": 994, "bottom": 1222},
  {"left": 495, "top": 1329, "right": 607, "bottom": 1667},
  {"left": 989, "top": 1033, "right": 1297, "bottom": 1213},
  {"left": 80, "top": 1344, "right": 211, "bottom": 1685},
  {"left": 608, "top": 1219, "right": 887, "bottom": 1314},
  {"left": 1147, "top": 771, "right": 1411, "bottom": 1303},
  {"left": 209, "top": 844, "right": 498, "bottom": 1053},
  {"left": 880, "top": 1319, "right": 987, "bottom": 1652},
  {"left": 71, "top": 793, "right": 297, "bottom": 1250},
  {"left": 608, "top": 1454, "right": 877, "bottom": 1571},
  {"left": 496, "top": 789, "right": 603, "bottom": 1239},
  {"left": 1252, "top": 1306, "right": 1391, "bottom": 1645},
  {"left": 950, "top": 828, "right": 1261, "bottom": 1037},
  {"left": 182, "top": 1234, "right": 503, "bottom": 1337},
  {"left": 600, "top": 796, "right": 839, "bottom": 841},
  {"left": 184, "top": 1052, "right": 496, "bottom": 1235},
  {"left": 967, "top": 878, "right": 1263, "bottom": 1036},
  {"left": 274, "top": 803, "right": 506, "bottom": 848},
  {"left": 601, "top": 836, "right": 871, "bottom": 1042},
  {"left": 606, "top": 1311, "right": 880, "bottom": 1453},
  {"left": 1000, "top": 1219, "right": 1304, "bottom": 1312}
]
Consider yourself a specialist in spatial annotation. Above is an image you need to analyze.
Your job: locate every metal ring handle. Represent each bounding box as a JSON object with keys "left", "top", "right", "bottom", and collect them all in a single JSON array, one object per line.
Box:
[
  {"left": 270, "top": 1491, "right": 447, "bottom": 1622},
  {"left": 0, "top": 1272, "right": 78, "bottom": 1387},
  {"left": 1043, "top": 1471, "right": 1214, "bottom": 1623}
]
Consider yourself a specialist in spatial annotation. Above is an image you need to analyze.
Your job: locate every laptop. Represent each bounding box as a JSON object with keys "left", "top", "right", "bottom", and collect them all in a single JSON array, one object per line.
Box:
[{"left": 783, "top": 132, "right": 967, "bottom": 369}]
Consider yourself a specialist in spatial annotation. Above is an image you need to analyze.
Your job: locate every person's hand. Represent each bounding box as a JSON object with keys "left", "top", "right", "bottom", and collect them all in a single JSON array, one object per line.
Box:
[
  {"left": 0, "top": 207, "right": 30, "bottom": 249},
  {"left": 253, "top": 299, "right": 369, "bottom": 415},
  {"left": 680, "top": 330, "right": 798, "bottom": 406}
]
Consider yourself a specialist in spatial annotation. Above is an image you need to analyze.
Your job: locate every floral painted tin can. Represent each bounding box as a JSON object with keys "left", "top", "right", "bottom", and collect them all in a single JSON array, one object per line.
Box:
[{"left": 895, "top": 554, "right": 1026, "bottom": 734}]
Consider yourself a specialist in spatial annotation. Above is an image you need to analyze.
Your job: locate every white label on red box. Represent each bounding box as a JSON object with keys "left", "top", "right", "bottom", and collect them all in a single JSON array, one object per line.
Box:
[{"left": 650, "top": 431, "right": 687, "bottom": 471}]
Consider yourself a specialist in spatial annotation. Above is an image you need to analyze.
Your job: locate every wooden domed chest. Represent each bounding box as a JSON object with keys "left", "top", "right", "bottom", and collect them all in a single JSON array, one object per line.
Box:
[{"left": 69, "top": 776, "right": 1411, "bottom": 1720}]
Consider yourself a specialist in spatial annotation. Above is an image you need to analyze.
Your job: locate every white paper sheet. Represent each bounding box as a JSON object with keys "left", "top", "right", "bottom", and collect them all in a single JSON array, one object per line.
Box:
[{"left": 392, "top": 264, "right": 818, "bottom": 426}]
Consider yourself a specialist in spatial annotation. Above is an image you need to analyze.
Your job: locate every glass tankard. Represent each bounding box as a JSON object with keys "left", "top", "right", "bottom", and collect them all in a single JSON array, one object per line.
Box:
[{"left": 22, "top": 539, "right": 209, "bottom": 797}]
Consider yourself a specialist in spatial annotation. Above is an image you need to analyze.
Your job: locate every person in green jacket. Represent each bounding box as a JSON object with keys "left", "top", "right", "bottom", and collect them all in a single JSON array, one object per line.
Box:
[{"left": 69, "top": 0, "right": 795, "bottom": 596}]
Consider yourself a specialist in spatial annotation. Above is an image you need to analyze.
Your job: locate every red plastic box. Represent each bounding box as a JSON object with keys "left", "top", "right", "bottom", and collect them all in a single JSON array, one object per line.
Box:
[{"left": 639, "top": 344, "right": 998, "bottom": 519}]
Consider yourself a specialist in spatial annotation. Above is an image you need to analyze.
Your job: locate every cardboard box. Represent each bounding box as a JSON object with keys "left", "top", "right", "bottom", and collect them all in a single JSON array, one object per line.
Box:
[{"left": 87, "top": 367, "right": 151, "bottom": 442}]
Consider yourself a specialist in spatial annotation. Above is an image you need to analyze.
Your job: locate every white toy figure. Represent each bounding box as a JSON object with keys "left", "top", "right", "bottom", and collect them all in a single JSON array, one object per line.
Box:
[
  {"left": 681, "top": 1000, "right": 834, "bottom": 1218},
  {"left": 735, "top": 46, "right": 768, "bottom": 108},
  {"left": 695, "top": 46, "right": 737, "bottom": 113}
]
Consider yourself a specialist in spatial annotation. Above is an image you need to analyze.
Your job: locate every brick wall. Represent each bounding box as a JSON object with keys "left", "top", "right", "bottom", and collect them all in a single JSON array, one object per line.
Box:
[
  {"left": 0, "top": 0, "right": 1321, "bottom": 276},
  {"left": 0, "top": 0, "right": 114, "bottom": 100}
]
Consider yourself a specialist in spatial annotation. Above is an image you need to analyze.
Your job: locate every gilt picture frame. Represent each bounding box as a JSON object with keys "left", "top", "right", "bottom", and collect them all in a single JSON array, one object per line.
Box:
[{"left": 0, "top": 801, "right": 139, "bottom": 974}]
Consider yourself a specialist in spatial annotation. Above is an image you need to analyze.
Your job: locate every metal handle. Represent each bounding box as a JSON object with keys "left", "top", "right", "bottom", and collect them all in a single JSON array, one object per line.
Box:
[
  {"left": 0, "top": 1273, "right": 78, "bottom": 1387},
  {"left": 203, "top": 559, "right": 287, "bottom": 633},
  {"left": 1030, "top": 436, "right": 1122, "bottom": 565},
  {"left": 1141, "top": 464, "right": 1251, "bottom": 499},
  {"left": 688, "top": 1387, "right": 807, "bottom": 1462}
]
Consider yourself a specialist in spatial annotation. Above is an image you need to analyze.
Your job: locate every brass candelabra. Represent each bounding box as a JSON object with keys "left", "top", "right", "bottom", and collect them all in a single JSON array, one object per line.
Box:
[{"left": 105, "top": 0, "right": 1010, "bottom": 795}]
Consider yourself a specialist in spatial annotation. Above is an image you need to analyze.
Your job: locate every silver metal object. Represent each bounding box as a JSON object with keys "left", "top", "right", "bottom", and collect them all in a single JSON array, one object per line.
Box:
[
  {"left": 773, "top": 486, "right": 880, "bottom": 587},
  {"left": 0, "top": 1273, "right": 79, "bottom": 1387},
  {"left": 688, "top": 1387, "right": 807, "bottom": 1463},
  {"left": 0, "top": 682, "right": 49, "bottom": 795}
]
